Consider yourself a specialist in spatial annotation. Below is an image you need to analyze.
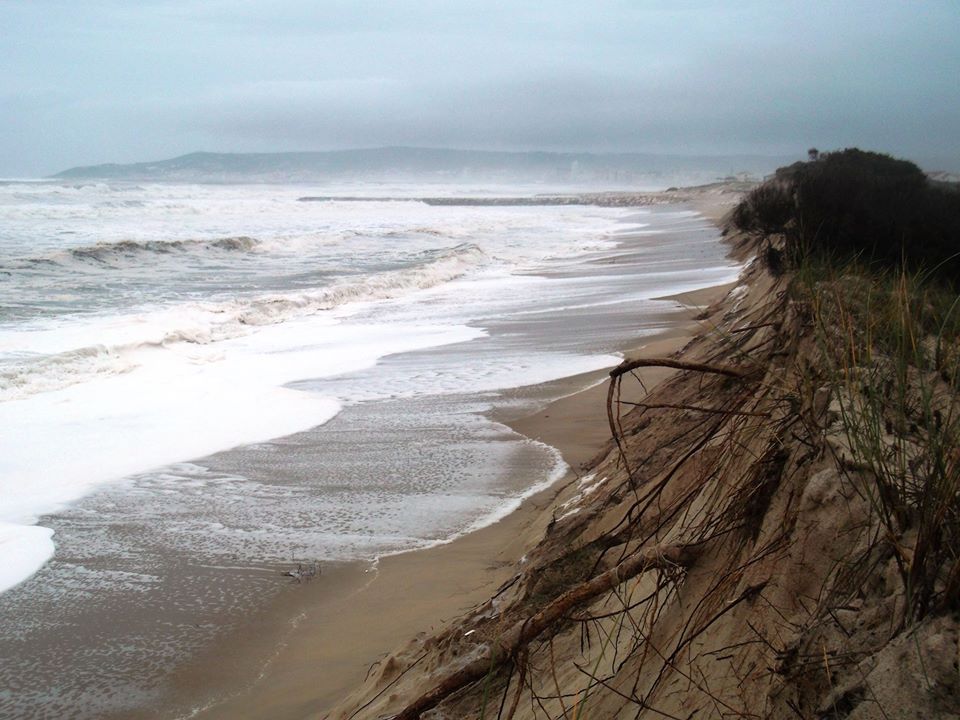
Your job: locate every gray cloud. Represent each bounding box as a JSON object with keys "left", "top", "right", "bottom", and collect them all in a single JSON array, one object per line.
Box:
[{"left": 2, "top": 1, "right": 959, "bottom": 175}]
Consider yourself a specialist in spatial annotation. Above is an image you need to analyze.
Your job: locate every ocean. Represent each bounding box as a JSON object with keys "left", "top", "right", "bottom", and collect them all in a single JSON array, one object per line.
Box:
[{"left": 0, "top": 180, "right": 739, "bottom": 717}]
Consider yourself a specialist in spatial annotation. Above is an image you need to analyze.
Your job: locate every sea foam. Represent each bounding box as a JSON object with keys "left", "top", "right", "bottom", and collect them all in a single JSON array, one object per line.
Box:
[
  {"left": 0, "top": 316, "right": 485, "bottom": 592},
  {"left": 0, "top": 182, "right": 740, "bottom": 598},
  {"left": 0, "top": 243, "right": 488, "bottom": 401}
]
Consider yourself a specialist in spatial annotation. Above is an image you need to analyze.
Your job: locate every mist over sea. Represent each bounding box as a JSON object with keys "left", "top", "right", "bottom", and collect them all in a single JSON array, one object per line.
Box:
[{"left": 0, "top": 180, "right": 739, "bottom": 717}]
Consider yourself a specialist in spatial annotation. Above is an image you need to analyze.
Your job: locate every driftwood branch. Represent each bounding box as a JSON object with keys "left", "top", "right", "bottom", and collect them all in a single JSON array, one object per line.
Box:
[
  {"left": 391, "top": 543, "right": 700, "bottom": 720},
  {"left": 616, "top": 400, "right": 771, "bottom": 418},
  {"left": 606, "top": 357, "right": 755, "bottom": 472},
  {"left": 609, "top": 357, "right": 753, "bottom": 381}
]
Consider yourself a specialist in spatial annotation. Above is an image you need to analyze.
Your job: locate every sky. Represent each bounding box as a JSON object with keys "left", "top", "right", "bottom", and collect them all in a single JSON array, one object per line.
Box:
[{"left": 2, "top": 0, "right": 959, "bottom": 176}]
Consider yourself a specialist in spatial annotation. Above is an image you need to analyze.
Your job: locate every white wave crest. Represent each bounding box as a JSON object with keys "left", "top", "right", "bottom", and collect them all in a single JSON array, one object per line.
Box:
[
  {"left": 0, "top": 345, "right": 138, "bottom": 401},
  {"left": 5, "top": 236, "right": 261, "bottom": 271},
  {"left": 0, "top": 242, "right": 488, "bottom": 402},
  {"left": 234, "top": 242, "right": 486, "bottom": 325}
]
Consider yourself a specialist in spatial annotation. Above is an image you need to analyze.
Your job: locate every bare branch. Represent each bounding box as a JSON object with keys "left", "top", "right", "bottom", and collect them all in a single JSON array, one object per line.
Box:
[{"left": 390, "top": 544, "right": 701, "bottom": 720}]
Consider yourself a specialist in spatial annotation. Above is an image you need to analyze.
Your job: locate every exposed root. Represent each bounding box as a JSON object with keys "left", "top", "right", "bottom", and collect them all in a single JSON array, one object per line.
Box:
[
  {"left": 609, "top": 356, "right": 756, "bottom": 380},
  {"left": 390, "top": 544, "right": 700, "bottom": 720},
  {"left": 331, "top": 219, "right": 960, "bottom": 720}
]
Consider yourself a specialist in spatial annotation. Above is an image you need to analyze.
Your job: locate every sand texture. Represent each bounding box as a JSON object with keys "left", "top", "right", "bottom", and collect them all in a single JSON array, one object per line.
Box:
[
  {"left": 324, "top": 221, "right": 960, "bottom": 718},
  {"left": 190, "top": 185, "right": 958, "bottom": 720}
]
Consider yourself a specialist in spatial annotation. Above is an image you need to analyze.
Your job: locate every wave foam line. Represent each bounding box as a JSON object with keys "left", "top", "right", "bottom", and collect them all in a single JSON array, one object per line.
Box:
[
  {"left": 0, "top": 320, "right": 487, "bottom": 594},
  {"left": 0, "top": 243, "right": 488, "bottom": 402},
  {"left": 0, "top": 522, "right": 54, "bottom": 595},
  {"left": 5, "top": 235, "right": 261, "bottom": 270},
  {"left": 374, "top": 436, "right": 569, "bottom": 562}
]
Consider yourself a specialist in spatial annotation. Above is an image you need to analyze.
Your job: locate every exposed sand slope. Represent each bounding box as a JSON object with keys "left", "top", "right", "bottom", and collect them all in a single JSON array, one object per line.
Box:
[
  {"left": 187, "top": 314, "right": 720, "bottom": 720},
  {"left": 329, "top": 230, "right": 959, "bottom": 719}
]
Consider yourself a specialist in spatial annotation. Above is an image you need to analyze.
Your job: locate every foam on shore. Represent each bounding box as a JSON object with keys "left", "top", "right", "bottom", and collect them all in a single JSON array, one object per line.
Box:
[
  {"left": 0, "top": 319, "right": 485, "bottom": 592},
  {"left": 0, "top": 524, "right": 54, "bottom": 595}
]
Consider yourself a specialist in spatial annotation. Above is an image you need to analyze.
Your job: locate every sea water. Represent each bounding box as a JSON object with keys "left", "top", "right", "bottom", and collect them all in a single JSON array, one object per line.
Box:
[{"left": 0, "top": 180, "right": 739, "bottom": 717}]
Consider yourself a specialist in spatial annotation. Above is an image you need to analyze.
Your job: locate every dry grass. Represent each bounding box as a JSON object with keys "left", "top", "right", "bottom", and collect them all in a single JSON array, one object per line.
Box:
[{"left": 803, "top": 263, "right": 960, "bottom": 622}]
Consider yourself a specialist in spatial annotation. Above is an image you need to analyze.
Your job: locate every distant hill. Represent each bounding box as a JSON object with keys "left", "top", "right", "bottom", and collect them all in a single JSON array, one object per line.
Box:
[{"left": 52, "top": 147, "right": 793, "bottom": 185}]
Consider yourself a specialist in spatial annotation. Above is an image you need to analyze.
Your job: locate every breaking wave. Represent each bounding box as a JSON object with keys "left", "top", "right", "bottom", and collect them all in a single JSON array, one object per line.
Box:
[
  {"left": 5, "top": 236, "right": 261, "bottom": 270},
  {"left": 233, "top": 242, "right": 485, "bottom": 325},
  {"left": 0, "top": 242, "right": 488, "bottom": 401},
  {"left": 67, "top": 235, "right": 260, "bottom": 263}
]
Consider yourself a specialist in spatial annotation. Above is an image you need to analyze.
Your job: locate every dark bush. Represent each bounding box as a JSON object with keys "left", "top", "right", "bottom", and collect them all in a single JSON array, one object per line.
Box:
[
  {"left": 733, "top": 149, "right": 960, "bottom": 282},
  {"left": 734, "top": 182, "right": 795, "bottom": 236}
]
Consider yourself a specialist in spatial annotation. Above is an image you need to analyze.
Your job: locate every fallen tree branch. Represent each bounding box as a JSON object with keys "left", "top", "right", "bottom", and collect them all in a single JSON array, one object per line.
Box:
[
  {"left": 609, "top": 357, "right": 754, "bottom": 381},
  {"left": 606, "top": 369, "right": 632, "bottom": 476},
  {"left": 349, "top": 652, "right": 430, "bottom": 720},
  {"left": 391, "top": 543, "right": 700, "bottom": 720},
  {"left": 616, "top": 400, "right": 770, "bottom": 418},
  {"left": 606, "top": 358, "right": 756, "bottom": 469}
]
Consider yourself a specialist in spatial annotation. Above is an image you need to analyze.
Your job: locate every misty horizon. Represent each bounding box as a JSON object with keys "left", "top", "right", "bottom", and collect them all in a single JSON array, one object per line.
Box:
[
  {"left": 44, "top": 146, "right": 810, "bottom": 191},
  {"left": 3, "top": 2, "right": 960, "bottom": 177}
]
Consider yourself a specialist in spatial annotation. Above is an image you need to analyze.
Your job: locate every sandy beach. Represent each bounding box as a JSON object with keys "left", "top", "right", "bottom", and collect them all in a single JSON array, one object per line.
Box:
[
  {"left": 0, "top": 182, "right": 746, "bottom": 720},
  {"left": 308, "top": 159, "right": 960, "bottom": 720},
  {"left": 179, "top": 275, "right": 734, "bottom": 720},
  {"left": 5, "top": 4, "right": 953, "bottom": 715}
]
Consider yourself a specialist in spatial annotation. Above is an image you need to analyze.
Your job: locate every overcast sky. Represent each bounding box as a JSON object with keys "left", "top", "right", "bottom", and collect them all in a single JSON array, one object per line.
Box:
[{"left": 2, "top": 0, "right": 959, "bottom": 176}]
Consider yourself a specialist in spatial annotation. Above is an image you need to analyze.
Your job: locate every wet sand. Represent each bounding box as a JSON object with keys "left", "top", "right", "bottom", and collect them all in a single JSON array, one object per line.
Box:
[
  {"left": 0, "top": 201, "right": 741, "bottom": 720},
  {"left": 182, "top": 279, "right": 734, "bottom": 720}
]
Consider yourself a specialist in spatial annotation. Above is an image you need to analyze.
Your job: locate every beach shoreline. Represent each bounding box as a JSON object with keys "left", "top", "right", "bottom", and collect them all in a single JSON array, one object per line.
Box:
[
  {"left": 176, "top": 206, "right": 738, "bottom": 720},
  {"left": 1, "top": 186, "right": 746, "bottom": 720}
]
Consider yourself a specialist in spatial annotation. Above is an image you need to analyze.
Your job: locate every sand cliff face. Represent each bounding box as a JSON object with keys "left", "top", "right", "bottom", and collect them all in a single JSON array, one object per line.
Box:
[{"left": 329, "top": 227, "right": 960, "bottom": 719}]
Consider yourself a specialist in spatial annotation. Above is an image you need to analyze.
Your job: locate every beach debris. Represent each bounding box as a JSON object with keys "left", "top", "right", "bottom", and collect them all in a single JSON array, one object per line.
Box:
[
  {"left": 609, "top": 355, "right": 756, "bottom": 382},
  {"left": 282, "top": 561, "right": 320, "bottom": 583}
]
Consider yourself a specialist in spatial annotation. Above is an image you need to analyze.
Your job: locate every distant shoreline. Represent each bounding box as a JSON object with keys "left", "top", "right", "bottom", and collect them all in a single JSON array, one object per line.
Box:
[
  {"left": 294, "top": 185, "right": 754, "bottom": 207},
  {"left": 49, "top": 147, "right": 789, "bottom": 184}
]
